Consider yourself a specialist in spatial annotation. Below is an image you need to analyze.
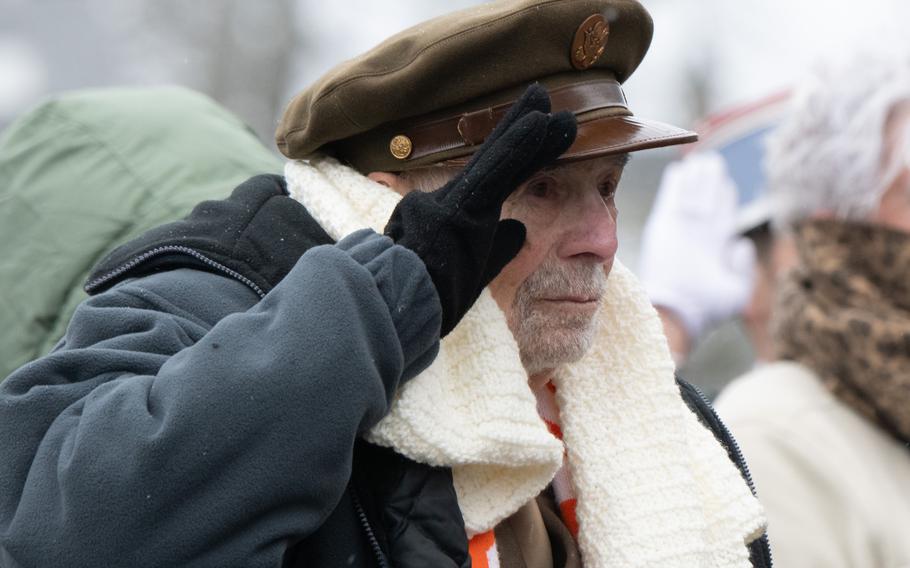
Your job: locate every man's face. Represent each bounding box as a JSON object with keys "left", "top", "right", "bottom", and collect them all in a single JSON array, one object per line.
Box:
[{"left": 488, "top": 155, "right": 627, "bottom": 376}]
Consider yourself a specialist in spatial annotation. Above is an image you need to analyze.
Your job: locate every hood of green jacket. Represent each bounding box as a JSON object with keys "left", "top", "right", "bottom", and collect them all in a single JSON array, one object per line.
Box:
[{"left": 0, "top": 86, "right": 282, "bottom": 379}]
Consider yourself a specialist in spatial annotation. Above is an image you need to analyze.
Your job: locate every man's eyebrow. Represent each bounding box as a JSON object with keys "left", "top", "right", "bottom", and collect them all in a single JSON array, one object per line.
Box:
[
  {"left": 592, "top": 153, "right": 632, "bottom": 168},
  {"left": 536, "top": 153, "right": 632, "bottom": 175},
  {"left": 608, "top": 153, "right": 631, "bottom": 169},
  {"left": 536, "top": 164, "right": 559, "bottom": 176}
]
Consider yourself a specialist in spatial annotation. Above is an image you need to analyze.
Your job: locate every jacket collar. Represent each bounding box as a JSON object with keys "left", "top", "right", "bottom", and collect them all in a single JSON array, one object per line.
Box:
[{"left": 84, "top": 174, "right": 333, "bottom": 296}]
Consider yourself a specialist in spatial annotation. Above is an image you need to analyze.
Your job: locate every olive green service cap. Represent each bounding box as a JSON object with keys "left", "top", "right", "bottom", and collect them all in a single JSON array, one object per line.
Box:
[{"left": 276, "top": 0, "right": 696, "bottom": 173}]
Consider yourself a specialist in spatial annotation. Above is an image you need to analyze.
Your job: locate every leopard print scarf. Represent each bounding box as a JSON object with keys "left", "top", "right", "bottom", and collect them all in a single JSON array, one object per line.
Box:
[{"left": 774, "top": 218, "right": 910, "bottom": 446}]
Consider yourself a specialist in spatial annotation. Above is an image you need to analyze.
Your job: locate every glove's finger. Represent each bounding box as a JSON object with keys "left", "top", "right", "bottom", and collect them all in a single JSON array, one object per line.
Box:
[
  {"left": 478, "top": 218, "right": 526, "bottom": 288},
  {"left": 455, "top": 84, "right": 551, "bottom": 185},
  {"left": 540, "top": 110, "right": 578, "bottom": 162},
  {"left": 481, "top": 83, "right": 551, "bottom": 150},
  {"left": 504, "top": 109, "right": 577, "bottom": 191},
  {"left": 450, "top": 110, "right": 551, "bottom": 211}
]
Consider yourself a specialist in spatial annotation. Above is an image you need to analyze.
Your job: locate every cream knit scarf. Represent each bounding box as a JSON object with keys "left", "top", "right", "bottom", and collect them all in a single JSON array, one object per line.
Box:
[{"left": 285, "top": 156, "right": 766, "bottom": 567}]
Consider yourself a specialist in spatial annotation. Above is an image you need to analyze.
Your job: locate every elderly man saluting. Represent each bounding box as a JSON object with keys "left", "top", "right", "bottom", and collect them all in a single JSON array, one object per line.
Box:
[{"left": 0, "top": 1, "right": 768, "bottom": 566}]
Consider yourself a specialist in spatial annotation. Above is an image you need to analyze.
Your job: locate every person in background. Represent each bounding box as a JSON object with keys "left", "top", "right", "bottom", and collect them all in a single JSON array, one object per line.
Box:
[
  {"left": 0, "top": 87, "right": 284, "bottom": 381},
  {"left": 638, "top": 93, "right": 794, "bottom": 367},
  {"left": 716, "top": 51, "right": 910, "bottom": 566}
]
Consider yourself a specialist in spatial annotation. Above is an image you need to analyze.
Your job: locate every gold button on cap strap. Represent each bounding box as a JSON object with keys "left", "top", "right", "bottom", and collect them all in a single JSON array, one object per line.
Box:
[{"left": 389, "top": 135, "right": 413, "bottom": 160}]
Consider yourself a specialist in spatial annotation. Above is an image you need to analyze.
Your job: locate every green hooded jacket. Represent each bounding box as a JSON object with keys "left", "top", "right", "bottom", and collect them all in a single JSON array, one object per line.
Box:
[{"left": 0, "top": 86, "right": 283, "bottom": 379}]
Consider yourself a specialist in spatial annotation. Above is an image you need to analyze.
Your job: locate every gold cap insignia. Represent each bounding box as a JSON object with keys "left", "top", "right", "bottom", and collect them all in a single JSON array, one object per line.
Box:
[
  {"left": 389, "top": 135, "right": 413, "bottom": 160},
  {"left": 571, "top": 14, "right": 610, "bottom": 70}
]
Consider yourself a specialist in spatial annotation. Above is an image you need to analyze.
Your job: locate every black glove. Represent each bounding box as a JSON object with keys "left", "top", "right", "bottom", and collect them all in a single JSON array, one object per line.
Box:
[{"left": 384, "top": 84, "right": 577, "bottom": 336}]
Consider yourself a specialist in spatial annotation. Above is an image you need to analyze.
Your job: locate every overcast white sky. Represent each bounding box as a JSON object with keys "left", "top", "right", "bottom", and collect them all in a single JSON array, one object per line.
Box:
[
  {"left": 289, "top": 0, "right": 910, "bottom": 127},
  {"left": 2, "top": 0, "right": 909, "bottom": 129}
]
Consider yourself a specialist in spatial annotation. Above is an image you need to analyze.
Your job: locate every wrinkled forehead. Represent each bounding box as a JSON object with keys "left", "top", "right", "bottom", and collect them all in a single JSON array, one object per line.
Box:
[{"left": 536, "top": 153, "right": 631, "bottom": 178}]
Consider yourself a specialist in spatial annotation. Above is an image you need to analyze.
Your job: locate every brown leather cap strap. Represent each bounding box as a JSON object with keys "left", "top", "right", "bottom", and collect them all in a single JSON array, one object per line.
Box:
[{"left": 395, "top": 79, "right": 628, "bottom": 163}]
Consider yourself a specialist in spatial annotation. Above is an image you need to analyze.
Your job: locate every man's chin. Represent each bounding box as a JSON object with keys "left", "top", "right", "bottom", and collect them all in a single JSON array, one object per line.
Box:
[{"left": 514, "top": 316, "right": 600, "bottom": 376}]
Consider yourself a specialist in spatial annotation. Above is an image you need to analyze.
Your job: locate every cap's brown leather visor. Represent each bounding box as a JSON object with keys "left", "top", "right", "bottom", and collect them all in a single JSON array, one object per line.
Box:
[
  {"left": 441, "top": 90, "right": 697, "bottom": 166},
  {"left": 562, "top": 115, "right": 698, "bottom": 160},
  {"left": 445, "top": 114, "right": 697, "bottom": 167}
]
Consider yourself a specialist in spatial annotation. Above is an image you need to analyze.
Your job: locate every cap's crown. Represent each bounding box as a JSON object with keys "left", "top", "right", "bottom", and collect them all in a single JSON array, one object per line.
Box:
[{"left": 277, "top": 0, "right": 696, "bottom": 171}]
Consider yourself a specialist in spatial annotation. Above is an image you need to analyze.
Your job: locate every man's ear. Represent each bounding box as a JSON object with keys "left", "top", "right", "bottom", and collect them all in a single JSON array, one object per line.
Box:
[{"left": 367, "top": 172, "right": 412, "bottom": 196}]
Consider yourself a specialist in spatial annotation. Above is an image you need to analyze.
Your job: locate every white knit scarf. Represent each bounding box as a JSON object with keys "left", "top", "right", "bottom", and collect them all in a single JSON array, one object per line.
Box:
[{"left": 285, "top": 156, "right": 766, "bottom": 567}]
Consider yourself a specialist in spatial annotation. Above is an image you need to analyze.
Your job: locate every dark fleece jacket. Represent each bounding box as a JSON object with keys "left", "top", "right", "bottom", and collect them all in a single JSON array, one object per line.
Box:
[{"left": 0, "top": 175, "right": 459, "bottom": 567}]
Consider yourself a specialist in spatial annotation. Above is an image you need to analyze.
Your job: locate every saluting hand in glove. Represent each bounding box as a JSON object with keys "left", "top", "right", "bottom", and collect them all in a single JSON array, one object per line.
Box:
[
  {"left": 638, "top": 151, "right": 756, "bottom": 340},
  {"left": 384, "top": 84, "right": 577, "bottom": 336}
]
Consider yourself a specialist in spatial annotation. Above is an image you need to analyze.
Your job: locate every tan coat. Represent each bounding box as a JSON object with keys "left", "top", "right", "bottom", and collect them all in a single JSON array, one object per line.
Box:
[
  {"left": 494, "top": 493, "right": 582, "bottom": 568},
  {"left": 715, "top": 361, "right": 910, "bottom": 568}
]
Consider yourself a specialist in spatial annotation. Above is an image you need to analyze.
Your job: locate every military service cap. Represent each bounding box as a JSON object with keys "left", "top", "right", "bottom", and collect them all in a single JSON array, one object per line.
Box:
[{"left": 276, "top": 0, "right": 696, "bottom": 172}]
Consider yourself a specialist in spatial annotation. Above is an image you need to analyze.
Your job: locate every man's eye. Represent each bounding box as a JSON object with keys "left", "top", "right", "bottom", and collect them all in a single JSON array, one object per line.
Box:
[
  {"left": 599, "top": 182, "right": 616, "bottom": 200},
  {"left": 526, "top": 179, "right": 556, "bottom": 198}
]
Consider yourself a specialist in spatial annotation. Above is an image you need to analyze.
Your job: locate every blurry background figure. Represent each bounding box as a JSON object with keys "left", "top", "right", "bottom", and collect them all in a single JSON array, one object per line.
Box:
[
  {"left": 0, "top": 87, "right": 282, "bottom": 380},
  {"left": 716, "top": 49, "right": 910, "bottom": 567},
  {"left": 638, "top": 93, "right": 795, "bottom": 381}
]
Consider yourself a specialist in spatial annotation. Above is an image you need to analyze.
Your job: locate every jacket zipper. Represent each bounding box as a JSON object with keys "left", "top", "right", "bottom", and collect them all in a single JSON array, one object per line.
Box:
[
  {"left": 690, "top": 382, "right": 773, "bottom": 567},
  {"left": 90, "top": 247, "right": 397, "bottom": 565},
  {"left": 351, "top": 491, "right": 390, "bottom": 568},
  {"left": 84, "top": 245, "right": 267, "bottom": 299},
  {"left": 690, "top": 383, "right": 757, "bottom": 494}
]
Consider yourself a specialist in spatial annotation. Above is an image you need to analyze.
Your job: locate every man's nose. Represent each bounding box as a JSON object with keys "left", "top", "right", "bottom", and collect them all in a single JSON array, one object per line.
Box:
[{"left": 556, "top": 193, "right": 618, "bottom": 262}]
